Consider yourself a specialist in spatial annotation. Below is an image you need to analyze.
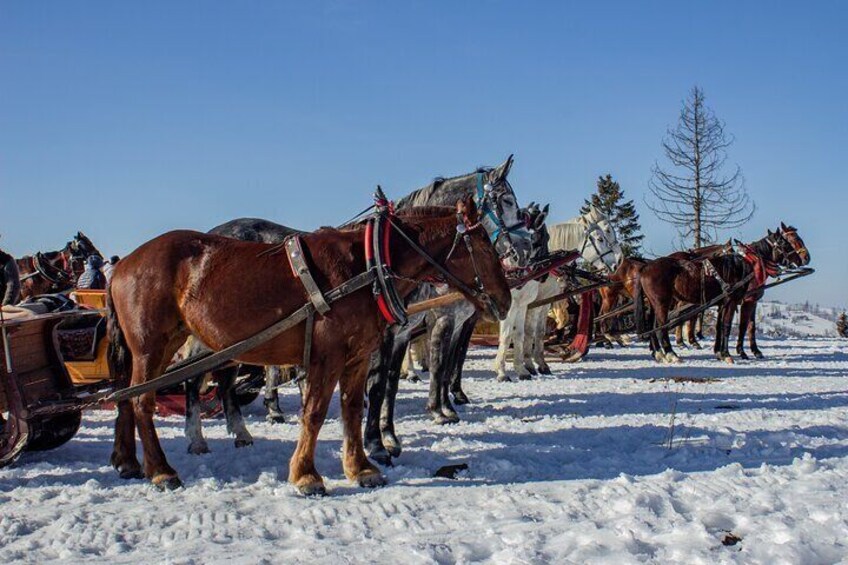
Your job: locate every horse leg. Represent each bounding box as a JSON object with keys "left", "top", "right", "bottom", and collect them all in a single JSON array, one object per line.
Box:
[
  {"left": 185, "top": 375, "right": 210, "bottom": 455},
  {"left": 449, "top": 313, "right": 477, "bottom": 405},
  {"left": 736, "top": 302, "right": 753, "bottom": 360},
  {"left": 527, "top": 307, "right": 551, "bottom": 375},
  {"left": 687, "top": 317, "right": 702, "bottom": 349},
  {"left": 111, "top": 399, "right": 142, "bottom": 479},
  {"left": 216, "top": 365, "right": 253, "bottom": 448},
  {"left": 749, "top": 302, "right": 764, "bottom": 359},
  {"left": 655, "top": 306, "right": 680, "bottom": 363},
  {"left": 289, "top": 354, "right": 340, "bottom": 496},
  {"left": 339, "top": 356, "right": 386, "bottom": 489},
  {"left": 716, "top": 302, "right": 736, "bottom": 363},
  {"left": 493, "top": 306, "right": 514, "bottom": 382},
  {"left": 675, "top": 323, "right": 685, "bottom": 348},
  {"left": 365, "top": 332, "right": 393, "bottom": 465},
  {"left": 511, "top": 301, "right": 532, "bottom": 380},
  {"left": 427, "top": 316, "right": 456, "bottom": 424},
  {"left": 380, "top": 332, "right": 410, "bottom": 452},
  {"left": 264, "top": 365, "right": 286, "bottom": 424}
]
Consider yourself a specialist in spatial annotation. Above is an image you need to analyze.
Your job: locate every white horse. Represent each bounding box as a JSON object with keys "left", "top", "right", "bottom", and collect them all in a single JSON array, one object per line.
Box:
[{"left": 517, "top": 206, "right": 623, "bottom": 377}]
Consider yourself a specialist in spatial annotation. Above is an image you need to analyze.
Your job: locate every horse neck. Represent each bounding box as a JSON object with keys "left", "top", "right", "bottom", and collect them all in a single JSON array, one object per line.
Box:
[
  {"left": 389, "top": 215, "right": 460, "bottom": 292},
  {"left": 397, "top": 173, "right": 476, "bottom": 209},
  {"left": 747, "top": 236, "right": 774, "bottom": 261}
]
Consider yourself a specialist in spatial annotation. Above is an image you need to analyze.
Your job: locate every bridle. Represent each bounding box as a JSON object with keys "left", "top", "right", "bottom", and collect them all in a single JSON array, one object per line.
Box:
[
  {"left": 366, "top": 189, "right": 500, "bottom": 326},
  {"left": 474, "top": 172, "right": 531, "bottom": 267},
  {"left": 577, "top": 214, "right": 621, "bottom": 273},
  {"left": 766, "top": 228, "right": 808, "bottom": 268}
]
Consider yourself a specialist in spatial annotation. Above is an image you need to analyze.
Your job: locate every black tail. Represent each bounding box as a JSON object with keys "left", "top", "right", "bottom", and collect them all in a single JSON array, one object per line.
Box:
[
  {"left": 106, "top": 285, "right": 132, "bottom": 388},
  {"left": 633, "top": 271, "right": 646, "bottom": 338}
]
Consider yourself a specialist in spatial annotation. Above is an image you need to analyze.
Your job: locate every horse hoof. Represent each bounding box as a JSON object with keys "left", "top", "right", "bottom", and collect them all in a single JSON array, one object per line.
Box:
[
  {"left": 665, "top": 353, "right": 681, "bottom": 364},
  {"left": 187, "top": 442, "right": 211, "bottom": 455},
  {"left": 653, "top": 352, "right": 665, "bottom": 363},
  {"left": 431, "top": 412, "right": 455, "bottom": 425},
  {"left": 525, "top": 365, "right": 538, "bottom": 376},
  {"left": 297, "top": 482, "right": 327, "bottom": 497},
  {"left": 496, "top": 375, "right": 512, "bottom": 383},
  {"left": 737, "top": 351, "right": 749, "bottom": 360},
  {"left": 382, "top": 434, "right": 402, "bottom": 458},
  {"left": 753, "top": 351, "right": 764, "bottom": 359},
  {"left": 518, "top": 373, "right": 532, "bottom": 381},
  {"left": 368, "top": 449, "right": 393, "bottom": 467},
  {"left": 451, "top": 390, "right": 470, "bottom": 405},
  {"left": 116, "top": 464, "right": 144, "bottom": 480},
  {"left": 266, "top": 413, "right": 286, "bottom": 424},
  {"left": 406, "top": 374, "right": 421, "bottom": 383},
  {"left": 357, "top": 471, "right": 387, "bottom": 489},
  {"left": 234, "top": 438, "right": 254, "bottom": 448},
  {"left": 539, "top": 366, "right": 552, "bottom": 375},
  {"left": 441, "top": 407, "right": 460, "bottom": 423},
  {"left": 690, "top": 342, "right": 703, "bottom": 350},
  {"left": 153, "top": 475, "right": 183, "bottom": 491}
]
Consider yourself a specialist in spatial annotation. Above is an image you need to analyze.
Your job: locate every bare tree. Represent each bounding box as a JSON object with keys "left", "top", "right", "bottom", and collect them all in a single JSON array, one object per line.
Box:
[{"left": 647, "top": 86, "right": 755, "bottom": 248}]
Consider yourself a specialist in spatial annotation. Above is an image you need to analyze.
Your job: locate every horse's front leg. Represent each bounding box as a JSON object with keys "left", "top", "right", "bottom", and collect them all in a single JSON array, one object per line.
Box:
[
  {"left": 365, "top": 333, "right": 392, "bottom": 465},
  {"left": 493, "top": 306, "right": 514, "bottom": 382},
  {"left": 748, "top": 302, "right": 764, "bottom": 358},
  {"left": 736, "top": 302, "right": 753, "bottom": 360},
  {"left": 716, "top": 302, "right": 736, "bottom": 363},
  {"left": 340, "top": 356, "right": 386, "bottom": 489},
  {"left": 289, "top": 353, "right": 340, "bottom": 496},
  {"left": 427, "top": 316, "right": 456, "bottom": 423},
  {"left": 449, "top": 313, "right": 477, "bottom": 405}
]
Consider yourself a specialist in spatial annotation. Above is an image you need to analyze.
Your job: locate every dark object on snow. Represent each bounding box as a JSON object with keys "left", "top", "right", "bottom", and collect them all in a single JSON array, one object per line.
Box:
[
  {"left": 714, "top": 404, "right": 740, "bottom": 411},
  {"left": 433, "top": 463, "right": 469, "bottom": 479},
  {"left": 721, "top": 532, "right": 742, "bottom": 546},
  {"left": 837, "top": 312, "right": 847, "bottom": 338}
]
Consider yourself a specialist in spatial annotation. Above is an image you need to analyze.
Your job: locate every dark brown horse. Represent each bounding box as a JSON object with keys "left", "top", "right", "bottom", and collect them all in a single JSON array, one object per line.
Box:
[
  {"left": 16, "top": 232, "right": 103, "bottom": 298},
  {"left": 597, "top": 257, "right": 646, "bottom": 342},
  {"left": 635, "top": 227, "right": 807, "bottom": 363},
  {"left": 734, "top": 223, "right": 810, "bottom": 359},
  {"left": 106, "top": 201, "right": 511, "bottom": 494}
]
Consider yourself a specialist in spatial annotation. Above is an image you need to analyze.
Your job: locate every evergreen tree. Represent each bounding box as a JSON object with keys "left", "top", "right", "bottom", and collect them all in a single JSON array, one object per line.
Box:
[
  {"left": 837, "top": 312, "right": 847, "bottom": 338},
  {"left": 581, "top": 174, "right": 644, "bottom": 258}
]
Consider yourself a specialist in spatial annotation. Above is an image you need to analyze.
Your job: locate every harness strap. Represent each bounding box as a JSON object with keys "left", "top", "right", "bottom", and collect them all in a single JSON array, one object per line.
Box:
[{"left": 285, "top": 236, "right": 331, "bottom": 315}]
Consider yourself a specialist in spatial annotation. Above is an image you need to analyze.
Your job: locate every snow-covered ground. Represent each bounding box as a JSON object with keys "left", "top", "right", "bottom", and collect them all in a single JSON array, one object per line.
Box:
[{"left": 2, "top": 337, "right": 847, "bottom": 564}]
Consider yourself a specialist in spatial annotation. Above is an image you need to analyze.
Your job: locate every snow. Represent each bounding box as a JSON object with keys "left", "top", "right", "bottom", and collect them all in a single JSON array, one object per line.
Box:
[
  {"left": 757, "top": 301, "right": 841, "bottom": 338},
  {"left": 2, "top": 338, "right": 848, "bottom": 564}
]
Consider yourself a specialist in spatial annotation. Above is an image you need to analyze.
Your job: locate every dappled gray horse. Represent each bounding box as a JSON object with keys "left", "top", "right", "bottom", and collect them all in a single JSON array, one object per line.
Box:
[
  {"left": 365, "top": 155, "right": 535, "bottom": 465},
  {"left": 183, "top": 218, "right": 302, "bottom": 454}
]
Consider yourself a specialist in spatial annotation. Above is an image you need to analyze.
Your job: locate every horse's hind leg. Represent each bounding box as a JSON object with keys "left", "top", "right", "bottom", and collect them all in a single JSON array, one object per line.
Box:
[
  {"left": 111, "top": 399, "right": 142, "bottom": 479},
  {"left": 185, "top": 375, "right": 210, "bottom": 454},
  {"left": 216, "top": 365, "right": 253, "bottom": 448},
  {"left": 687, "top": 318, "right": 702, "bottom": 349},
  {"left": 264, "top": 366, "right": 286, "bottom": 423}
]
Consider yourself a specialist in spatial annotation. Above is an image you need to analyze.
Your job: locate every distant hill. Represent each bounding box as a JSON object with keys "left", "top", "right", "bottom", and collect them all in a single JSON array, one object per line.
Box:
[{"left": 756, "top": 301, "right": 842, "bottom": 338}]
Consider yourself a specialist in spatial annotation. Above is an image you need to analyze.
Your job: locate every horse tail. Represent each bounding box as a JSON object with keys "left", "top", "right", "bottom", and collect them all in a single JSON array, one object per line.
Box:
[
  {"left": 633, "top": 271, "right": 646, "bottom": 338},
  {"left": 106, "top": 285, "right": 132, "bottom": 387}
]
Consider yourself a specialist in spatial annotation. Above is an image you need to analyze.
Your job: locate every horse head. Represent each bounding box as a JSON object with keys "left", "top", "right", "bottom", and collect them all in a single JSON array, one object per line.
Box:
[
  {"left": 521, "top": 202, "right": 550, "bottom": 261},
  {"left": 770, "top": 223, "right": 810, "bottom": 267},
  {"left": 474, "top": 155, "right": 534, "bottom": 268},
  {"left": 578, "top": 207, "right": 623, "bottom": 272}
]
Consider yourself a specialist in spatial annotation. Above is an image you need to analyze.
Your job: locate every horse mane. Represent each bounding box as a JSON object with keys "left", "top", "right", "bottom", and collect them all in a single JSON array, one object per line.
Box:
[{"left": 396, "top": 168, "right": 489, "bottom": 209}]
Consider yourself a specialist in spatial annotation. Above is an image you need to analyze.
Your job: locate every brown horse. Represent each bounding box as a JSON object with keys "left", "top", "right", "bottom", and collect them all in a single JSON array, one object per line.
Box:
[
  {"left": 635, "top": 227, "right": 807, "bottom": 363},
  {"left": 106, "top": 200, "right": 511, "bottom": 494},
  {"left": 734, "top": 223, "right": 810, "bottom": 359},
  {"left": 16, "top": 232, "right": 102, "bottom": 298},
  {"left": 597, "top": 257, "right": 646, "bottom": 342}
]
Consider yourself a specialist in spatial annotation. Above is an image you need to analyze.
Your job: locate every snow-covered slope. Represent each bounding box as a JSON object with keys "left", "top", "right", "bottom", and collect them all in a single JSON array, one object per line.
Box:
[
  {"left": 756, "top": 301, "right": 842, "bottom": 338},
  {"left": 2, "top": 339, "right": 848, "bottom": 563}
]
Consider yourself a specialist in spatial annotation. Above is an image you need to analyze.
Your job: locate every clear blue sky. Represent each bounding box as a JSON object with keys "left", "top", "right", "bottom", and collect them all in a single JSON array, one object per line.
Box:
[{"left": 1, "top": 2, "right": 845, "bottom": 306}]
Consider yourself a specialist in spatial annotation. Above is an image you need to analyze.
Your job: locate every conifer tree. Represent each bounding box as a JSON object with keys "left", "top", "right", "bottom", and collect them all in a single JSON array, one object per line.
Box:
[{"left": 581, "top": 174, "right": 644, "bottom": 258}]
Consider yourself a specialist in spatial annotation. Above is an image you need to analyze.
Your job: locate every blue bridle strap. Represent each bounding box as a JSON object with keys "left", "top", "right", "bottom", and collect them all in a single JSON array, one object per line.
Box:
[{"left": 475, "top": 172, "right": 527, "bottom": 242}]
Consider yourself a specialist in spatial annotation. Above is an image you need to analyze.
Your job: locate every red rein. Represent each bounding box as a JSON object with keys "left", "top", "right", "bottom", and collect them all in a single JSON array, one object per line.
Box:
[{"left": 741, "top": 246, "right": 780, "bottom": 302}]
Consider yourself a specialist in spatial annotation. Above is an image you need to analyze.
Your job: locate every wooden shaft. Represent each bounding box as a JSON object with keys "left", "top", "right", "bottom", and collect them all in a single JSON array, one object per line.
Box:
[{"left": 405, "top": 292, "right": 465, "bottom": 315}]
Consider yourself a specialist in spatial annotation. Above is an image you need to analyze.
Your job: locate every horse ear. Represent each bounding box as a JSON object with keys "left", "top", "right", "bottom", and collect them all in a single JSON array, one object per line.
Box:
[
  {"left": 488, "top": 154, "right": 514, "bottom": 183},
  {"left": 780, "top": 221, "right": 788, "bottom": 231},
  {"left": 457, "top": 197, "right": 479, "bottom": 223}
]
